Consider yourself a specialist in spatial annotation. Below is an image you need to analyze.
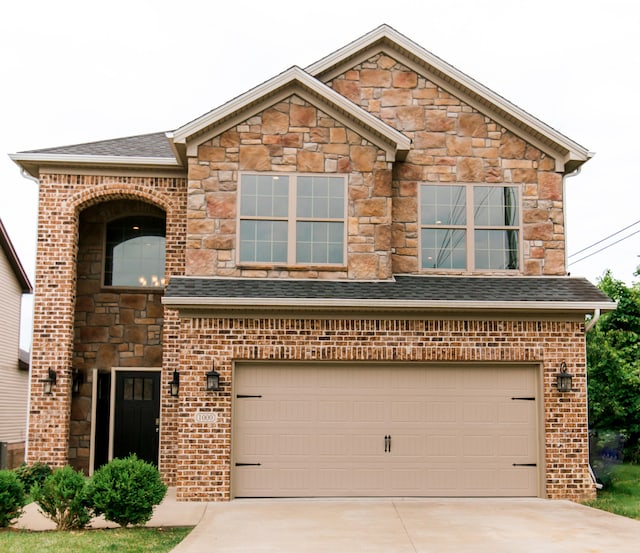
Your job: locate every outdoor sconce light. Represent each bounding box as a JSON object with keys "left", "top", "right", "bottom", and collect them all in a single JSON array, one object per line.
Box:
[
  {"left": 555, "top": 362, "right": 574, "bottom": 393},
  {"left": 206, "top": 367, "right": 221, "bottom": 392},
  {"left": 43, "top": 369, "right": 57, "bottom": 395},
  {"left": 169, "top": 370, "right": 180, "bottom": 397},
  {"left": 72, "top": 368, "right": 83, "bottom": 395}
]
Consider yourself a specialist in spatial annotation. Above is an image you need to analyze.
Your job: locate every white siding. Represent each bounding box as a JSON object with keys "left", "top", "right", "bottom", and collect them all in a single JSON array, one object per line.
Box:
[{"left": 0, "top": 246, "right": 28, "bottom": 444}]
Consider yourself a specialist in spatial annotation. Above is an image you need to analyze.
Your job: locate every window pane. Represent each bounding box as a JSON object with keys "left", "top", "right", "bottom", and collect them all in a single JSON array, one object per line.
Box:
[
  {"left": 421, "top": 185, "right": 466, "bottom": 226},
  {"left": 475, "top": 230, "right": 519, "bottom": 269},
  {"left": 421, "top": 228, "right": 466, "bottom": 269},
  {"left": 239, "top": 220, "right": 288, "bottom": 263},
  {"left": 474, "top": 186, "right": 519, "bottom": 227},
  {"left": 297, "top": 176, "right": 344, "bottom": 219},
  {"left": 241, "top": 175, "right": 289, "bottom": 218},
  {"left": 105, "top": 216, "right": 166, "bottom": 287},
  {"left": 296, "top": 222, "right": 343, "bottom": 264}
]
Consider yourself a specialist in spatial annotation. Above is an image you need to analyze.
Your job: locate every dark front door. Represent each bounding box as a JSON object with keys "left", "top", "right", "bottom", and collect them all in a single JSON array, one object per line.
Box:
[{"left": 113, "top": 371, "right": 160, "bottom": 465}]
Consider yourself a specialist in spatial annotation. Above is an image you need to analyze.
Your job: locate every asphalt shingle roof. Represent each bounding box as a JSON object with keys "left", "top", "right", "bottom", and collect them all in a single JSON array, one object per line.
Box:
[
  {"left": 21, "top": 131, "right": 174, "bottom": 158},
  {"left": 165, "top": 275, "right": 613, "bottom": 308}
]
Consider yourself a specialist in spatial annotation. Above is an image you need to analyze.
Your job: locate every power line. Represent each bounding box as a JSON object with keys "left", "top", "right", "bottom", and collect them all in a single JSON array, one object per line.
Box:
[
  {"left": 568, "top": 219, "right": 640, "bottom": 259},
  {"left": 568, "top": 228, "right": 640, "bottom": 266}
]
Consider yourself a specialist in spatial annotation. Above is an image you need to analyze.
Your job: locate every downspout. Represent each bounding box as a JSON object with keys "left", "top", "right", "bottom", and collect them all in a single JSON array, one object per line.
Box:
[
  {"left": 585, "top": 307, "right": 604, "bottom": 489},
  {"left": 18, "top": 167, "right": 40, "bottom": 463},
  {"left": 563, "top": 165, "right": 582, "bottom": 275}
]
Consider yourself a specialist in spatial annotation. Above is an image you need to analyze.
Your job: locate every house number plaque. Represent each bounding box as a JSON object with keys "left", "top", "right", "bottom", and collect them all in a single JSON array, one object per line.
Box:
[{"left": 194, "top": 411, "right": 217, "bottom": 424}]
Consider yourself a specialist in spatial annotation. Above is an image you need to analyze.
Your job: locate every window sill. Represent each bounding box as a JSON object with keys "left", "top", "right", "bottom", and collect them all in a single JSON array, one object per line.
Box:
[{"left": 237, "top": 263, "right": 347, "bottom": 272}]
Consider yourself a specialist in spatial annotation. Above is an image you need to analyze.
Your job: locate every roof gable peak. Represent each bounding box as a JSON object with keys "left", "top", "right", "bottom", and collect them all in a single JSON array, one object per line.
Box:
[{"left": 168, "top": 65, "right": 410, "bottom": 163}]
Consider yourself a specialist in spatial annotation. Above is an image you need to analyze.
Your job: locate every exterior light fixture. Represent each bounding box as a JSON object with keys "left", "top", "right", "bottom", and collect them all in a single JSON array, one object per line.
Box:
[
  {"left": 43, "top": 369, "right": 57, "bottom": 395},
  {"left": 169, "top": 370, "right": 180, "bottom": 397},
  {"left": 72, "top": 368, "right": 83, "bottom": 395},
  {"left": 555, "top": 362, "right": 574, "bottom": 393},
  {"left": 206, "top": 367, "right": 221, "bottom": 392}
]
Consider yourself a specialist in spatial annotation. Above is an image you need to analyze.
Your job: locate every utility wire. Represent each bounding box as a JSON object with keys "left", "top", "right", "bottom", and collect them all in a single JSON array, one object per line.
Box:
[
  {"left": 568, "top": 228, "right": 640, "bottom": 266},
  {"left": 568, "top": 219, "right": 640, "bottom": 258}
]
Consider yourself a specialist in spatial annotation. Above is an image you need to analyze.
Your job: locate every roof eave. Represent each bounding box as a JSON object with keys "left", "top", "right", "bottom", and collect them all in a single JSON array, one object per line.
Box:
[
  {"left": 162, "top": 296, "right": 616, "bottom": 314},
  {"left": 10, "top": 153, "right": 184, "bottom": 178},
  {"left": 0, "top": 219, "right": 32, "bottom": 293}
]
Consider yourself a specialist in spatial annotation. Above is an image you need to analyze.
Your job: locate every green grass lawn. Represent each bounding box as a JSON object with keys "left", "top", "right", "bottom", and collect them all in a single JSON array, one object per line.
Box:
[
  {"left": 0, "top": 526, "right": 192, "bottom": 553},
  {"left": 583, "top": 463, "right": 640, "bottom": 519}
]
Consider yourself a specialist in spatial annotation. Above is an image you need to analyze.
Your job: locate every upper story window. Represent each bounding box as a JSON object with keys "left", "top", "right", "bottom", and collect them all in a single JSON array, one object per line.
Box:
[
  {"left": 104, "top": 216, "right": 166, "bottom": 287},
  {"left": 420, "top": 184, "right": 520, "bottom": 271},
  {"left": 239, "top": 174, "right": 346, "bottom": 266}
]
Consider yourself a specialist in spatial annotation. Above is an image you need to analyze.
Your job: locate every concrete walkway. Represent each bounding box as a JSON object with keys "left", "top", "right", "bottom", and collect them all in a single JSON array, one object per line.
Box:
[
  {"left": 170, "top": 498, "right": 640, "bottom": 553},
  {"left": 14, "top": 493, "right": 640, "bottom": 552}
]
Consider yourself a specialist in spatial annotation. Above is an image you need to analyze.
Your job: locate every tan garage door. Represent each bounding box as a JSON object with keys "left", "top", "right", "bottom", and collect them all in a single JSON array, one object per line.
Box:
[{"left": 233, "top": 363, "right": 539, "bottom": 497}]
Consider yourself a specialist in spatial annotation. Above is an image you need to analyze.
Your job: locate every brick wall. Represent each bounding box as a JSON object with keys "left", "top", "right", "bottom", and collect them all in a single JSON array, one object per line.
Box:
[
  {"left": 28, "top": 174, "right": 186, "bottom": 473},
  {"left": 172, "top": 316, "right": 593, "bottom": 501}
]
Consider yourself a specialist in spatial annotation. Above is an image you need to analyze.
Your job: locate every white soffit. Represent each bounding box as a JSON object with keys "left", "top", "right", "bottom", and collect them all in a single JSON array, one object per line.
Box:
[{"left": 306, "top": 25, "right": 593, "bottom": 173}]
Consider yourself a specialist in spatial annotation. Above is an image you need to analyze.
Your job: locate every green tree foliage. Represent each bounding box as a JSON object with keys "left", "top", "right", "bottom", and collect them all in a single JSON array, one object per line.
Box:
[{"left": 588, "top": 270, "right": 640, "bottom": 462}]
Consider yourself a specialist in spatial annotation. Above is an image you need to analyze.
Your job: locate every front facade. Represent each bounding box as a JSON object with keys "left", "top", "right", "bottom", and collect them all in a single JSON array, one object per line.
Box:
[
  {"left": 11, "top": 26, "right": 614, "bottom": 500},
  {"left": 0, "top": 219, "right": 33, "bottom": 469}
]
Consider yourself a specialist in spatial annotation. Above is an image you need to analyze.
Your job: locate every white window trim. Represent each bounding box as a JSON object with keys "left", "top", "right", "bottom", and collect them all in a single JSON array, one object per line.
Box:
[
  {"left": 237, "top": 172, "right": 348, "bottom": 267},
  {"left": 419, "top": 183, "right": 523, "bottom": 272}
]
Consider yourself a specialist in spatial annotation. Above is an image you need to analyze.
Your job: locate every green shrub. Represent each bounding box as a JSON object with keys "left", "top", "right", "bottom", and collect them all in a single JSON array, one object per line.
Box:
[
  {"left": 0, "top": 470, "right": 26, "bottom": 527},
  {"left": 31, "top": 465, "right": 92, "bottom": 530},
  {"left": 14, "top": 461, "right": 52, "bottom": 493},
  {"left": 87, "top": 454, "right": 167, "bottom": 527}
]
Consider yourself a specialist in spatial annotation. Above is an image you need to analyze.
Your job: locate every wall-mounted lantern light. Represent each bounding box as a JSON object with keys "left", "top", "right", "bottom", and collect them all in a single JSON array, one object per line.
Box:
[
  {"left": 169, "top": 370, "right": 180, "bottom": 397},
  {"left": 72, "top": 368, "right": 83, "bottom": 395},
  {"left": 555, "top": 361, "right": 574, "bottom": 393},
  {"left": 43, "top": 369, "right": 57, "bottom": 395},
  {"left": 206, "top": 367, "right": 221, "bottom": 392}
]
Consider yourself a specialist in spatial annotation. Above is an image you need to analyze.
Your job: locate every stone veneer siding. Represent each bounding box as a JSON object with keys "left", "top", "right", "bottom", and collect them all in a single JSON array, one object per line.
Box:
[
  {"left": 328, "top": 53, "right": 566, "bottom": 276},
  {"left": 174, "top": 316, "right": 593, "bottom": 502},
  {"left": 27, "top": 174, "right": 186, "bottom": 483},
  {"left": 186, "top": 95, "right": 394, "bottom": 280}
]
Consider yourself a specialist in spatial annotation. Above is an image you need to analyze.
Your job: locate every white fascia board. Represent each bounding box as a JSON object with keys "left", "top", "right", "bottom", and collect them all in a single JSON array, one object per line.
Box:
[
  {"left": 162, "top": 296, "right": 616, "bottom": 313},
  {"left": 10, "top": 153, "right": 180, "bottom": 167},
  {"left": 170, "top": 66, "right": 410, "bottom": 155},
  {"left": 306, "top": 25, "right": 591, "bottom": 168}
]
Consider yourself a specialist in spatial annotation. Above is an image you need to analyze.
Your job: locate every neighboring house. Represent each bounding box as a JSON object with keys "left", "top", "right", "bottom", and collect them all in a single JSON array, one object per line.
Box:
[
  {"left": 0, "top": 219, "right": 33, "bottom": 469},
  {"left": 10, "top": 25, "right": 615, "bottom": 501}
]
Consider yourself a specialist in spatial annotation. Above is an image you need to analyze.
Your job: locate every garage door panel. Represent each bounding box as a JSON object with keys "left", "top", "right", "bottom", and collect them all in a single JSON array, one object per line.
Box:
[{"left": 234, "top": 364, "right": 539, "bottom": 497}]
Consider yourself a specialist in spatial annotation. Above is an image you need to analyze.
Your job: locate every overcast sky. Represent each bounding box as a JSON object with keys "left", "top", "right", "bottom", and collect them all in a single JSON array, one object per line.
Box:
[{"left": 2, "top": 0, "right": 639, "bottom": 346}]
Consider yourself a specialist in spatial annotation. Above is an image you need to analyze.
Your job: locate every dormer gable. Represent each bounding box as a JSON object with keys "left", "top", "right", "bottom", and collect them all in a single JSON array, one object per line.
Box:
[{"left": 168, "top": 66, "right": 410, "bottom": 165}]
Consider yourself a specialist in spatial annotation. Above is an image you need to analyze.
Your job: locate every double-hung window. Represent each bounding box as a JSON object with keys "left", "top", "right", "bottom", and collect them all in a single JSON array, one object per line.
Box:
[
  {"left": 420, "top": 184, "right": 520, "bottom": 271},
  {"left": 239, "top": 174, "right": 346, "bottom": 265}
]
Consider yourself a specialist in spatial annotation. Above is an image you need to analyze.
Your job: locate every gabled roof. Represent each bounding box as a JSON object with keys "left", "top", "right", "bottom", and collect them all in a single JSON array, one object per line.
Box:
[
  {"left": 9, "top": 25, "right": 591, "bottom": 177},
  {"left": 307, "top": 24, "right": 592, "bottom": 174},
  {"left": 168, "top": 66, "right": 411, "bottom": 164},
  {"left": 164, "top": 275, "right": 615, "bottom": 314},
  {"left": 0, "top": 219, "right": 32, "bottom": 294}
]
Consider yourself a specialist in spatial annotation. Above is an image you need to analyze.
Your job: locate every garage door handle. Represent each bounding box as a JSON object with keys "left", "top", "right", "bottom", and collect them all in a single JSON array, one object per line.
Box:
[
  {"left": 384, "top": 435, "right": 391, "bottom": 453},
  {"left": 512, "top": 463, "right": 537, "bottom": 467},
  {"left": 236, "top": 463, "right": 262, "bottom": 467}
]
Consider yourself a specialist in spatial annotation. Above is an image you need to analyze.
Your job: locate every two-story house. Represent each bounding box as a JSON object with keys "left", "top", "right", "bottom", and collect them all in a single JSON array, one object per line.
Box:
[{"left": 11, "top": 25, "right": 614, "bottom": 501}]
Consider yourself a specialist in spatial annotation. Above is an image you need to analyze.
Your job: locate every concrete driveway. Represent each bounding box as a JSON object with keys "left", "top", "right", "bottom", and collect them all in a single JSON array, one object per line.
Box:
[{"left": 171, "top": 498, "right": 640, "bottom": 553}]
